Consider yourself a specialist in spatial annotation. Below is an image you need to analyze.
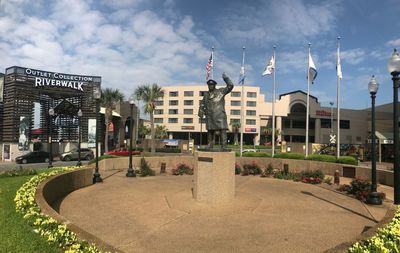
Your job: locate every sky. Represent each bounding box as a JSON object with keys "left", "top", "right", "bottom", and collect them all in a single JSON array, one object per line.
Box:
[{"left": 1, "top": 0, "right": 400, "bottom": 110}]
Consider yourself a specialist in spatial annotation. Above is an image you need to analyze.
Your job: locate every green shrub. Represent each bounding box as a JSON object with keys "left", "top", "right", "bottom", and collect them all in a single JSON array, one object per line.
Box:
[
  {"left": 300, "top": 169, "right": 324, "bottom": 184},
  {"left": 260, "top": 163, "right": 274, "bottom": 178},
  {"left": 337, "top": 156, "right": 358, "bottom": 165},
  {"left": 306, "top": 154, "right": 337, "bottom": 163},
  {"left": 242, "top": 161, "right": 261, "bottom": 175},
  {"left": 171, "top": 163, "right": 193, "bottom": 175},
  {"left": 0, "top": 167, "right": 38, "bottom": 177},
  {"left": 88, "top": 154, "right": 118, "bottom": 164},
  {"left": 243, "top": 152, "right": 271, "bottom": 157},
  {"left": 273, "top": 171, "right": 302, "bottom": 181},
  {"left": 235, "top": 163, "right": 241, "bottom": 175},
  {"left": 274, "top": 152, "right": 305, "bottom": 160},
  {"left": 155, "top": 148, "right": 181, "bottom": 153},
  {"left": 338, "top": 178, "right": 371, "bottom": 201},
  {"left": 139, "top": 158, "right": 155, "bottom": 177}
]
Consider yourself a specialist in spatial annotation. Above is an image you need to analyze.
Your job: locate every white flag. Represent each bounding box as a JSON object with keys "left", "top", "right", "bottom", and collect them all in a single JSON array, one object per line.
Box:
[
  {"left": 262, "top": 55, "right": 275, "bottom": 76},
  {"left": 336, "top": 46, "right": 342, "bottom": 79},
  {"left": 308, "top": 52, "right": 317, "bottom": 83}
]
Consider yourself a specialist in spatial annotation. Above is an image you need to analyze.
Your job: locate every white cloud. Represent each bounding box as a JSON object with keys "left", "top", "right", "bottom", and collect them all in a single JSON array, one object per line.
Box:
[
  {"left": 386, "top": 38, "right": 400, "bottom": 47},
  {"left": 340, "top": 48, "right": 366, "bottom": 65}
]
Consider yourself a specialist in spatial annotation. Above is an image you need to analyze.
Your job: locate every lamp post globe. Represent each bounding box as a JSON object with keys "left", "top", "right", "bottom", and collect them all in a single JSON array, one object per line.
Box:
[
  {"left": 48, "top": 108, "right": 54, "bottom": 168},
  {"left": 126, "top": 95, "right": 136, "bottom": 177},
  {"left": 93, "top": 86, "right": 103, "bottom": 183},
  {"left": 77, "top": 109, "right": 83, "bottom": 166},
  {"left": 366, "top": 75, "right": 382, "bottom": 205},
  {"left": 388, "top": 49, "right": 400, "bottom": 205}
]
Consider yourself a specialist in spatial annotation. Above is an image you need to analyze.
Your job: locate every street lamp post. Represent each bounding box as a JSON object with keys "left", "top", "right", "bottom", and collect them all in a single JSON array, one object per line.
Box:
[
  {"left": 93, "top": 87, "right": 103, "bottom": 183},
  {"left": 126, "top": 95, "right": 136, "bottom": 177},
  {"left": 48, "top": 108, "right": 54, "bottom": 168},
  {"left": 366, "top": 76, "right": 382, "bottom": 205},
  {"left": 77, "top": 109, "right": 83, "bottom": 166},
  {"left": 388, "top": 49, "right": 400, "bottom": 204}
]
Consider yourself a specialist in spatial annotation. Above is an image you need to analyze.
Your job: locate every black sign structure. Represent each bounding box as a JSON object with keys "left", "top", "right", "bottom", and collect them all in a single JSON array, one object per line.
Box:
[{"left": 1, "top": 66, "right": 101, "bottom": 144}]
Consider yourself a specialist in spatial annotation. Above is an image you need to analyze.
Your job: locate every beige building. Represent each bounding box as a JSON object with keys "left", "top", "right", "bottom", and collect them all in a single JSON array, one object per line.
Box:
[{"left": 154, "top": 85, "right": 371, "bottom": 148}]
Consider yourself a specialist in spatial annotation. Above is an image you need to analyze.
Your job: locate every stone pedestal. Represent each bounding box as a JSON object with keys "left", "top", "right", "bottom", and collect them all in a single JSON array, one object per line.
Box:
[{"left": 193, "top": 151, "right": 235, "bottom": 203}]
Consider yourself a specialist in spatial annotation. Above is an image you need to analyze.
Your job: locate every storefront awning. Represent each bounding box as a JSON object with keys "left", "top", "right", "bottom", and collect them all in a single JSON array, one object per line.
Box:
[{"left": 100, "top": 107, "right": 121, "bottom": 117}]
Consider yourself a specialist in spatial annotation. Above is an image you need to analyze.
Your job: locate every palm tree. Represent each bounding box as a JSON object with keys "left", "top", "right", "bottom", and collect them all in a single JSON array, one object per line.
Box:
[
  {"left": 155, "top": 125, "right": 168, "bottom": 139},
  {"left": 100, "top": 88, "right": 124, "bottom": 153},
  {"left": 138, "top": 125, "right": 150, "bottom": 139},
  {"left": 230, "top": 121, "right": 241, "bottom": 145},
  {"left": 134, "top": 84, "right": 164, "bottom": 154}
]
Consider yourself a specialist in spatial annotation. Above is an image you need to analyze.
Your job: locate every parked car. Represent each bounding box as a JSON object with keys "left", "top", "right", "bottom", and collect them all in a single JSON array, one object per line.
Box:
[
  {"left": 243, "top": 149, "right": 258, "bottom": 153},
  {"left": 60, "top": 148, "right": 94, "bottom": 161},
  {"left": 15, "top": 151, "right": 51, "bottom": 164},
  {"left": 106, "top": 148, "right": 141, "bottom": 156}
]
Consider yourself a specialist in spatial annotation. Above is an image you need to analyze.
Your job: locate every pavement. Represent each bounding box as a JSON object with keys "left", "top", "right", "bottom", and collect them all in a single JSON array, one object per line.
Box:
[{"left": 58, "top": 172, "right": 394, "bottom": 253}]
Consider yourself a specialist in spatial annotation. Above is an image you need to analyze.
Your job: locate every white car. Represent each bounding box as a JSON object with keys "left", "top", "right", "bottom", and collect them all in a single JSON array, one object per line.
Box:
[{"left": 243, "top": 149, "right": 257, "bottom": 153}]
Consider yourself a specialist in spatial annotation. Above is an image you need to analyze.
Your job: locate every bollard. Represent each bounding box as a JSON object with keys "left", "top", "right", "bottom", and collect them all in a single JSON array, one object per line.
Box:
[
  {"left": 160, "top": 162, "right": 166, "bottom": 174},
  {"left": 334, "top": 170, "right": 340, "bottom": 185},
  {"left": 283, "top": 164, "right": 289, "bottom": 175}
]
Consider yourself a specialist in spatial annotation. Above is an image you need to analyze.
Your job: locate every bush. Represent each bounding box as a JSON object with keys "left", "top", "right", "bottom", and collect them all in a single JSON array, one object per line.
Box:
[
  {"left": 260, "top": 163, "right": 274, "bottom": 178},
  {"left": 300, "top": 170, "right": 324, "bottom": 184},
  {"left": 273, "top": 171, "right": 302, "bottom": 181},
  {"left": 171, "top": 163, "right": 193, "bottom": 175},
  {"left": 88, "top": 154, "right": 118, "bottom": 164},
  {"left": 0, "top": 167, "right": 37, "bottom": 177},
  {"left": 274, "top": 153, "right": 305, "bottom": 160},
  {"left": 306, "top": 154, "right": 337, "bottom": 163},
  {"left": 155, "top": 148, "right": 181, "bottom": 153},
  {"left": 139, "top": 158, "right": 155, "bottom": 177},
  {"left": 337, "top": 156, "right": 358, "bottom": 165},
  {"left": 242, "top": 161, "right": 261, "bottom": 175},
  {"left": 338, "top": 178, "right": 372, "bottom": 201},
  {"left": 243, "top": 152, "right": 271, "bottom": 157},
  {"left": 235, "top": 163, "right": 241, "bottom": 175}
]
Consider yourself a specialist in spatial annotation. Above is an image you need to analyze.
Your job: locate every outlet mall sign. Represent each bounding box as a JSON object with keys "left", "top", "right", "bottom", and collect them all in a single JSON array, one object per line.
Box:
[{"left": 8, "top": 67, "right": 101, "bottom": 92}]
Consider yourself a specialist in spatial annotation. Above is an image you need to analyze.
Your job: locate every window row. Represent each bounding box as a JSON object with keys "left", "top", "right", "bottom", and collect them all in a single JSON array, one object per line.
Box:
[
  {"left": 156, "top": 99, "right": 257, "bottom": 107},
  {"left": 166, "top": 91, "right": 258, "bottom": 98},
  {"left": 154, "top": 118, "right": 256, "bottom": 125},
  {"left": 155, "top": 109, "right": 256, "bottom": 116}
]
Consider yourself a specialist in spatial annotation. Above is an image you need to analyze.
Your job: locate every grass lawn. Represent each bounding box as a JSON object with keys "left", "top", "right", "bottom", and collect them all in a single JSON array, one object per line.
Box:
[{"left": 0, "top": 175, "right": 61, "bottom": 253}]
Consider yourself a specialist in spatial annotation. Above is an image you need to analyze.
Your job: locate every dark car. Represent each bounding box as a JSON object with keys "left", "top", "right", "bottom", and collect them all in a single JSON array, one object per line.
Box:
[
  {"left": 15, "top": 151, "right": 51, "bottom": 164},
  {"left": 60, "top": 148, "right": 94, "bottom": 161}
]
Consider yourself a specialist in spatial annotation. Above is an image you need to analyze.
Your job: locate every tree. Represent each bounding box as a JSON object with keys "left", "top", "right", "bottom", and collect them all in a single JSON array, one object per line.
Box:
[
  {"left": 262, "top": 127, "right": 281, "bottom": 144},
  {"left": 100, "top": 88, "right": 124, "bottom": 153},
  {"left": 155, "top": 125, "right": 168, "bottom": 139},
  {"left": 138, "top": 125, "right": 150, "bottom": 139},
  {"left": 134, "top": 84, "right": 164, "bottom": 154},
  {"left": 230, "top": 120, "right": 241, "bottom": 145}
]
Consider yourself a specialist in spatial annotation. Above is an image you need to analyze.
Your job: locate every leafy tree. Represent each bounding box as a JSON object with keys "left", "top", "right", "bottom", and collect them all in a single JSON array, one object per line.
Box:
[
  {"left": 100, "top": 88, "right": 124, "bottom": 153},
  {"left": 155, "top": 125, "right": 168, "bottom": 139},
  {"left": 138, "top": 125, "right": 150, "bottom": 139},
  {"left": 134, "top": 84, "right": 164, "bottom": 154},
  {"left": 230, "top": 120, "right": 241, "bottom": 145}
]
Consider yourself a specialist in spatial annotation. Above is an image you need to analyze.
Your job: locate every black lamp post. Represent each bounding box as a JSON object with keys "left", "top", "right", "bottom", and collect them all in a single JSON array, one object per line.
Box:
[
  {"left": 126, "top": 95, "right": 136, "bottom": 177},
  {"left": 388, "top": 49, "right": 400, "bottom": 204},
  {"left": 93, "top": 86, "right": 103, "bottom": 183},
  {"left": 48, "top": 108, "right": 54, "bottom": 168},
  {"left": 366, "top": 75, "right": 382, "bottom": 205},
  {"left": 77, "top": 109, "right": 83, "bottom": 166}
]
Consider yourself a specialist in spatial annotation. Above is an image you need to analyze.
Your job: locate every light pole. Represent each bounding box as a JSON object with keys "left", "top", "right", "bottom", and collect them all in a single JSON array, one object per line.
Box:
[
  {"left": 330, "top": 102, "right": 334, "bottom": 136},
  {"left": 135, "top": 100, "right": 139, "bottom": 149},
  {"left": 93, "top": 86, "right": 103, "bottom": 183},
  {"left": 48, "top": 108, "right": 54, "bottom": 168},
  {"left": 126, "top": 95, "right": 136, "bottom": 177},
  {"left": 366, "top": 76, "right": 381, "bottom": 205},
  {"left": 77, "top": 109, "right": 83, "bottom": 166},
  {"left": 388, "top": 49, "right": 400, "bottom": 204}
]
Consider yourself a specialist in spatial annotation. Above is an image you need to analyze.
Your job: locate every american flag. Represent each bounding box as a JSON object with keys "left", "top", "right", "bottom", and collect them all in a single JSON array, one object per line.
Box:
[{"left": 206, "top": 51, "right": 213, "bottom": 80}]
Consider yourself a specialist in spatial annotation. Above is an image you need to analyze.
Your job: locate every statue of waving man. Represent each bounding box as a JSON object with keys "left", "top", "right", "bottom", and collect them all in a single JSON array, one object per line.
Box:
[{"left": 198, "top": 73, "right": 234, "bottom": 151}]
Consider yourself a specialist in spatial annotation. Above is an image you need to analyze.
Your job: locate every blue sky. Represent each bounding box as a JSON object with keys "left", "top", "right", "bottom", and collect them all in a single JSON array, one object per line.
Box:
[{"left": 1, "top": 0, "right": 399, "bottom": 109}]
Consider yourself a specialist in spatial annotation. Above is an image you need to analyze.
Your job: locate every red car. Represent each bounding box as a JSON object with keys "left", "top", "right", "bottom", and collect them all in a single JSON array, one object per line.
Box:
[{"left": 106, "top": 148, "right": 141, "bottom": 156}]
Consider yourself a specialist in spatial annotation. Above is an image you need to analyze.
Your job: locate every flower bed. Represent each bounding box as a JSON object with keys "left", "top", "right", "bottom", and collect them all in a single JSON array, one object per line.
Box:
[{"left": 14, "top": 167, "right": 108, "bottom": 253}]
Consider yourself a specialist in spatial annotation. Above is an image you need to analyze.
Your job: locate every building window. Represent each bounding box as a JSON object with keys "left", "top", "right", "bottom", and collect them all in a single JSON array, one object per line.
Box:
[
  {"left": 184, "top": 109, "right": 193, "bottom": 114},
  {"left": 154, "top": 109, "right": 164, "bottom": 115},
  {"left": 184, "top": 91, "right": 193, "bottom": 96},
  {"left": 183, "top": 118, "right": 193, "bottom": 123},
  {"left": 283, "top": 118, "right": 291, "bottom": 128},
  {"left": 155, "top": 100, "right": 163, "bottom": 106},
  {"left": 230, "top": 118, "right": 240, "bottom": 124},
  {"left": 184, "top": 100, "right": 193, "bottom": 106},
  {"left": 154, "top": 118, "right": 163, "bottom": 123},
  {"left": 199, "top": 91, "right": 207, "bottom": 96},
  {"left": 340, "top": 120, "right": 350, "bottom": 129},
  {"left": 247, "top": 101, "right": 256, "bottom": 107},
  {"left": 356, "top": 136, "right": 362, "bottom": 142},
  {"left": 169, "top": 91, "right": 178, "bottom": 97},
  {"left": 247, "top": 92, "right": 257, "bottom": 98},
  {"left": 169, "top": 100, "right": 178, "bottom": 106},
  {"left": 231, "top": 91, "right": 241, "bottom": 97},
  {"left": 246, "top": 110, "right": 256, "bottom": 116},
  {"left": 292, "top": 120, "right": 306, "bottom": 129},
  {"left": 231, "top": 100, "right": 241, "bottom": 106},
  {"left": 230, "top": 110, "right": 241, "bottom": 115},
  {"left": 168, "top": 118, "right": 178, "bottom": 123},
  {"left": 246, "top": 119, "right": 256, "bottom": 125},
  {"left": 168, "top": 109, "right": 178, "bottom": 114},
  {"left": 320, "top": 119, "right": 331, "bottom": 128}
]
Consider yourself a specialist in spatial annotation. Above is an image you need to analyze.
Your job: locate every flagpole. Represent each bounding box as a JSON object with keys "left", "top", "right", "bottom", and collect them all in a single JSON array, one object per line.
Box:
[
  {"left": 306, "top": 43, "right": 311, "bottom": 157},
  {"left": 211, "top": 46, "right": 214, "bottom": 80},
  {"left": 336, "top": 36, "right": 341, "bottom": 158},
  {"left": 272, "top": 45, "right": 276, "bottom": 157},
  {"left": 240, "top": 46, "right": 245, "bottom": 157}
]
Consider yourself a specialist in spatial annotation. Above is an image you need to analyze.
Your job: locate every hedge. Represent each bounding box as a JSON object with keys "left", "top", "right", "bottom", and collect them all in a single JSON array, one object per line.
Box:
[
  {"left": 274, "top": 152, "right": 305, "bottom": 160},
  {"left": 337, "top": 156, "right": 358, "bottom": 165},
  {"left": 306, "top": 154, "right": 337, "bottom": 163}
]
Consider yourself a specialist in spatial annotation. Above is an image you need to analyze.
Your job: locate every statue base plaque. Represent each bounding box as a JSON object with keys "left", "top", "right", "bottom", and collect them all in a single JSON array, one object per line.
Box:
[{"left": 193, "top": 151, "right": 235, "bottom": 204}]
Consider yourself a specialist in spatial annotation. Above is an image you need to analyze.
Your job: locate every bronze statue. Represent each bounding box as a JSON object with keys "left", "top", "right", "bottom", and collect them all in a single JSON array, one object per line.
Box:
[{"left": 198, "top": 73, "right": 234, "bottom": 150}]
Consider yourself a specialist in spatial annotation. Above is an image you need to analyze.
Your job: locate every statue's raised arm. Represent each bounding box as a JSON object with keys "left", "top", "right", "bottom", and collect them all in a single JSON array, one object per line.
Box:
[{"left": 222, "top": 72, "right": 234, "bottom": 95}]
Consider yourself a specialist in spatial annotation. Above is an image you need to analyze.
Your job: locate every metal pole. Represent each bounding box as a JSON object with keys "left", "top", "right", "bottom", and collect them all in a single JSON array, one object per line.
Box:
[
  {"left": 393, "top": 73, "right": 400, "bottom": 204},
  {"left": 135, "top": 100, "right": 139, "bottom": 149},
  {"left": 48, "top": 112, "right": 53, "bottom": 168},
  {"left": 77, "top": 114, "right": 82, "bottom": 166},
  {"left": 272, "top": 45, "right": 276, "bottom": 157},
  {"left": 126, "top": 103, "right": 136, "bottom": 177},
  {"left": 305, "top": 43, "right": 311, "bottom": 157},
  {"left": 240, "top": 47, "right": 245, "bottom": 157},
  {"left": 93, "top": 98, "right": 103, "bottom": 183},
  {"left": 336, "top": 36, "right": 341, "bottom": 158}
]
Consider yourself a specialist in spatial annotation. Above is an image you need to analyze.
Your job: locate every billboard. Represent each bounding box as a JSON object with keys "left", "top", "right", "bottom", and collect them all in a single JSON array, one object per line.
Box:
[{"left": 88, "top": 119, "right": 96, "bottom": 148}]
